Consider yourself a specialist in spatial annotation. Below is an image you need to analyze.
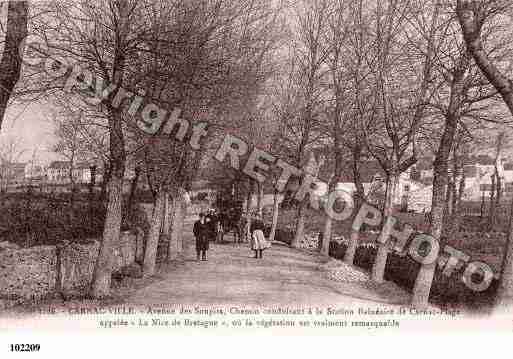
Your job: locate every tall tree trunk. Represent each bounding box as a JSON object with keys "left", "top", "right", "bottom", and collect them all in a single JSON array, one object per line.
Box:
[
  {"left": 68, "top": 155, "right": 75, "bottom": 208},
  {"left": 321, "top": 205, "right": 333, "bottom": 256},
  {"left": 126, "top": 166, "right": 140, "bottom": 221},
  {"left": 293, "top": 153, "right": 324, "bottom": 249},
  {"left": 442, "top": 176, "right": 455, "bottom": 238},
  {"left": 100, "top": 163, "right": 112, "bottom": 203},
  {"left": 89, "top": 165, "right": 97, "bottom": 227},
  {"left": 269, "top": 188, "right": 280, "bottom": 242},
  {"left": 244, "top": 179, "right": 253, "bottom": 242},
  {"left": 480, "top": 190, "right": 486, "bottom": 219},
  {"left": 168, "top": 194, "right": 185, "bottom": 261},
  {"left": 448, "top": 168, "right": 466, "bottom": 240},
  {"left": 91, "top": 111, "right": 126, "bottom": 298},
  {"left": 457, "top": 1, "right": 513, "bottom": 114},
  {"left": 90, "top": 173, "right": 124, "bottom": 297},
  {"left": 143, "top": 189, "right": 166, "bottom": 276},
  {"left": 179, "top": 196, "right": 187, "bottom": 251},
  {"left": 257, "top": 181, "right": 264, "bottom": 217},
  {"left": 372, "top": 173, "right": 398, "bottom": 283},
  {"left": 0, "top": 0, "right": 28, "bottom": 129},
  {"left": 490, "top": 132, "right": 505, "bottom": 230},
  {"left": 90, "top": 113, "right": 125, "bottom": 298},
  {"left": 162, "top": 193, "right": 172, "bottom": 237},
  {"left": 459, "top": 0, "right": 513, "bottom": 306},
  {"left": 446, "top": 179, "right": 455, "bottom": 217},
  {"left": 497, "top": 196, "right": 513, "bottom": 309},
  {"left": 321, "top": 149, "right": 344, "bottom": 256},
  {"left": 489, "top": 173, "right": 496, "bottom": 231},
  {"left": 89, "top": 165, "right": 97, "bottom": 203},
  {"left": 321, "top": 182, "right": 335, "bottom": 255},
  {"left": 90, "top": 1, "right": 129, "bottom": 296},
  {"left": 496, "top": 171, "right": 502, "bottom": 229},
  {"left": 245, "top": 178, "right": 252, "bottom": 213},
  {"left": 345, "top": 148, "right": 365, "bottom": 265},
  {"left": 497, "top": 172, "right": 503, "bottom": 206},
  {"left": 344, "top": 197, "right": 362, "bottom": 265},
  {"left": 412, "top": 138, "right": 453, "bottom": 307},
  {"left": 411, "top": 48, "right": 469, "bottom": 309},
  {"left": 146, "top": 166, "right": 157, "bottom": 202},
  {"left": 292, "top": 200, "right": 307, "bottom": 248}
]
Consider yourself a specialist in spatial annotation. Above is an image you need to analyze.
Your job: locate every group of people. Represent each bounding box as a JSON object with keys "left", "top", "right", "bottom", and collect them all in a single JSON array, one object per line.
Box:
[{"left": 193, "top": 210, "right": 271, "bottom": 261}]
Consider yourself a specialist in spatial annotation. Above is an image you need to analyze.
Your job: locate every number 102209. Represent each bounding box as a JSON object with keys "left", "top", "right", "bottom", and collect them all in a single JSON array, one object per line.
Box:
[{"left": 9, "top": 344, "right": 40, "bottom": 352}]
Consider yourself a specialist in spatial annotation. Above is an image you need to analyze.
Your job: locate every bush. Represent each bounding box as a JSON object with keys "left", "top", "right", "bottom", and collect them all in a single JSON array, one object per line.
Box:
[
  {"left": 0, "top": 199, "right": 106, "bottom": 247},
  {"left": 0, "top": 193, "right": 150, "bottom": 248},
  {"left": 328, "top": 241, "right": 497, "bottom": 310},
  {"left": 273, "top": 228, "right": 294, "bottom": 245}
]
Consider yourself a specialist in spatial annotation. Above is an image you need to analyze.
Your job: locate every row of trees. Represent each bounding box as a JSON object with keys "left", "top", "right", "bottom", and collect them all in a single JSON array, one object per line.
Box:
[
  {"left": 456, "top": 0, "right": 513, "bottom": 309},
  {"left": 231, "top": 0, "right": 513, "bottom": 310},
  {"left": 0, "top": 0, "right": 284, "bottom": 298},
  {"left": 2, "top": 0, "right": 513, "bottom": 310}
]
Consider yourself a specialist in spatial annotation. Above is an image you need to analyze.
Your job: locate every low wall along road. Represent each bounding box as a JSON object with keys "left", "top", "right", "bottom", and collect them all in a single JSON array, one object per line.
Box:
[{"left": 0, "top": 231, "right": 144, "bottom": 306}]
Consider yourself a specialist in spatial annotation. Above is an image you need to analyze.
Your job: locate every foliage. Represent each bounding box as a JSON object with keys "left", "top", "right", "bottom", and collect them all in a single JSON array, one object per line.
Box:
[
  {"left": 0, "top": 193, "right": 149, "bottom": 247},
  {"left": 329, "top": 241, "right": 497, "bottom": 311}
]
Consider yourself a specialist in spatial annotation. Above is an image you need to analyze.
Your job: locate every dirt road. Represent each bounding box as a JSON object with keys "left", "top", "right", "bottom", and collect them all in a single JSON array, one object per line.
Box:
[{"left": 127, "top": 217, "right": 411, "bottom": 308}]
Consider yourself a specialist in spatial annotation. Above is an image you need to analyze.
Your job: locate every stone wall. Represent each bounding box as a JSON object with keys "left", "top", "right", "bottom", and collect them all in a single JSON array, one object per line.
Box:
[
  {"left": 112, "top": 231, "right": 139, "bottom": 271},
  {"left": 59, "top": 241, "right": 99, "bottom": 298},
  {"left": 0, "top": 231, "right": 142, "bottom": 302},
  {"left": 0, "top": 246, "right": 57, "bottom": 302}
]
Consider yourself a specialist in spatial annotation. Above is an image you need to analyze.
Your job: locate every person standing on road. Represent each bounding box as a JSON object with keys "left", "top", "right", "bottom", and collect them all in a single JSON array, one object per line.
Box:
[
  {"left": 250, "top": 214, "right": 270, "bottom": 259},
  {"left": 205, "top": 209, "right": 216, "bottom": 242},
  {"left": 193, "top": 213, "right": 209, "bottom": 261},
  {"left": 216, "top": 213, "right": 224, "bottom": 243},
  {"left": 210, "top": 210, "right": 223, "bottom": 243}
]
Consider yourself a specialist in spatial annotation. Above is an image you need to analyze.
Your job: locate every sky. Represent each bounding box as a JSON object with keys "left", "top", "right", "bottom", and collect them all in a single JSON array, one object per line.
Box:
[
  {"left": 0, "top": 102, "right": 60, "bottom": 165},
  {"left": 0, "top": 4, "right": 59, "bottom": 166}
]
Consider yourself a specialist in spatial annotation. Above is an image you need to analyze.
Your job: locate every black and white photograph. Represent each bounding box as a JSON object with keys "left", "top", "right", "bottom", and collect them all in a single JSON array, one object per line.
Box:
[{"left": 2, "top": 0, "right": 513, "bottom": 348}]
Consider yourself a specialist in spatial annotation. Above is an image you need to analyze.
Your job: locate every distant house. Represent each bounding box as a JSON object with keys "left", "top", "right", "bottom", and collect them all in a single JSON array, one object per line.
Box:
[
  {"left": 313, "top": 157, "right": 419, "bottom": 207},
  {"left": 46, "top": 161, "right": 97, "bottom": 184},
  {"left": 47, "top": 161, "right": 70, "bottom": 183},
  {"left": 409, "top": 154, "right": 513, "bottom": 202},
  {"left": 0, "top": 162, "right": 26, "bottom": 190},
  {"left": 25, "top": 163, "right": 45, "bottom": 180}
]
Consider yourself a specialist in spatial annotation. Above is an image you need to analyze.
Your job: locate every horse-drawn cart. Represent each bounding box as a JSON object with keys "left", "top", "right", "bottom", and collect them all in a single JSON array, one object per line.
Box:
[{"left": 215, "top": 196, "right": 245, "bottom": 243}]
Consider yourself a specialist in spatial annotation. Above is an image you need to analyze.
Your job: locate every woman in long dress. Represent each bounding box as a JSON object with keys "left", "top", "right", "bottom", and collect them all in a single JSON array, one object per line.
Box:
[{"left": 250, "top": 215, "right": 270, "bottom": 259}]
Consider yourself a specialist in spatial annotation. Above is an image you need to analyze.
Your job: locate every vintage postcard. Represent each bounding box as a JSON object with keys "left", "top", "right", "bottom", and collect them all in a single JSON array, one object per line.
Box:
[{"left": 2, "top": 0, "right": 513, "bottom": 354}]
